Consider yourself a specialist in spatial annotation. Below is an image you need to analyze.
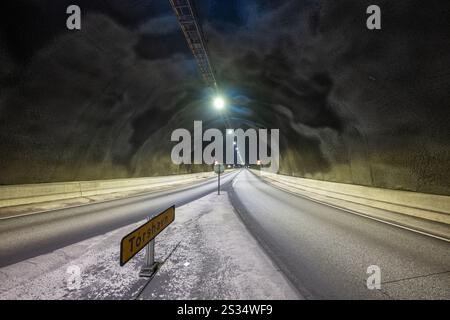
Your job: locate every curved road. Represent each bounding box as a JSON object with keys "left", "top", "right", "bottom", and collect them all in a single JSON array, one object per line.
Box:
[
  {"left": 1, "top": 169, "right": 449, "bottom": 299},
  {"left": 229, "top": 170, "right": 450, "bottom": 299}
]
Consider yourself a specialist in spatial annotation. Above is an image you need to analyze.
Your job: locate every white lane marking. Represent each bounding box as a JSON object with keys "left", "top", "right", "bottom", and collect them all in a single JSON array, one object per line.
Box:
[
  {"left": 232, "top": 170, "right": 245, "bottom": 188},
  {"left": 0, "top": 172, "right": 238, "bottom": 221},
  {"left": 321, "top": 200, "right": 450, "bottom": 243},
  {"left": 248, "top": 172, "right": 450, "bottom": 243}
]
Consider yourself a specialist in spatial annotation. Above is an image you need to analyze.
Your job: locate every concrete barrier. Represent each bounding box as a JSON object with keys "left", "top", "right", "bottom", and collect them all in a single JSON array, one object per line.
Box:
[
  {"left": 252, "top": 170, "right": 450, "bottom": 226},
  {"left": 0, "top": 172, "right": 217, "bottom": 208}
]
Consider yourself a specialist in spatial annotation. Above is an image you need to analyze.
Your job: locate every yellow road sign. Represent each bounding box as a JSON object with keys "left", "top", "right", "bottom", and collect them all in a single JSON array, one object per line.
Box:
[{"left": 120, "top": 206, "right": 175, "bottom": 266}]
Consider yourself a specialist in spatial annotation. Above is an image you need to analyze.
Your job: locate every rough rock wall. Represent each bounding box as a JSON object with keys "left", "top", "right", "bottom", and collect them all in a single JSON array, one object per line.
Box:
[{"left": 0, "top": 0, "right": 449, "bottom": 195}]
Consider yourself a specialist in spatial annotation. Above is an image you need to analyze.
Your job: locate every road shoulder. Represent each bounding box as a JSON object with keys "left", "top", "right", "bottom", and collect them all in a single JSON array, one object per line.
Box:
[{"left": 0, "top": 191, "right": 299, "bottom": 300}]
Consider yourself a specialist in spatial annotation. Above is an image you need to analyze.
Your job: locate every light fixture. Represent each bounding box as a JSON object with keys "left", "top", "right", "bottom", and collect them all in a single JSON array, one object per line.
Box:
[{"left": 213, "top": 96, "right": 225, "bottom": 110}]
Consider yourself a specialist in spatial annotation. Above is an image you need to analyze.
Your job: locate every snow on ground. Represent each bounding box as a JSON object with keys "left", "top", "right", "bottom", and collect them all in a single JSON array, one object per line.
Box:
[{"left": 0, "top": 192, "right": 300, "bottom": 300}]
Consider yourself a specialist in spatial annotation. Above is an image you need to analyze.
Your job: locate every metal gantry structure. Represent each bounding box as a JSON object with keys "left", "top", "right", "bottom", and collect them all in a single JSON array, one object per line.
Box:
[{"left": 169, "top": 0, "right": 217, "bottom": 89}]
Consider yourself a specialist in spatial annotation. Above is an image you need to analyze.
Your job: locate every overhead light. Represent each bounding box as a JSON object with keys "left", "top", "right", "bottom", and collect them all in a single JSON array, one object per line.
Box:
[{"left": 213, "top": 96, "right": 225, "bottom": 110}]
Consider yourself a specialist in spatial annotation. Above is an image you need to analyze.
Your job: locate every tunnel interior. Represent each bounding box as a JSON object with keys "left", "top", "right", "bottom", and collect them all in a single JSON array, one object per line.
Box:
[{"left": 0, "top": 0, "right": 449, "bottom": 195}]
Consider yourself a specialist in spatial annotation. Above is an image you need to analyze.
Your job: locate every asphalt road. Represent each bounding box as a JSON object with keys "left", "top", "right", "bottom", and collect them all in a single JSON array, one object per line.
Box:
[
  {"left": 228, "top": 170, "right": 450, "bottom": 299},
  {"left": 0, "top": 171, "right": 239, "bottom": 267},
  {"left": 1, "top": 169, "right": 449, "bottom": 299}
]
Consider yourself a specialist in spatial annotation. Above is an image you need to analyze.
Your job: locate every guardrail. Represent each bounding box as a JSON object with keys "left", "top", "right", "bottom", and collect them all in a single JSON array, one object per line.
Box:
[
  {"left": 0, "top": 172, "right": 217, "bottom": 208},
  {"left": 252, "top": 170, "right": 450, "bottom": 226}
]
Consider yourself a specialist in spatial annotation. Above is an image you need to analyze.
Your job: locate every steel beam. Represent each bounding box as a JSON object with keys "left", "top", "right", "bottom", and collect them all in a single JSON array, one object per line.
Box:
[{"left": 169, "top": 0, "right": 217, "bottom": 88}]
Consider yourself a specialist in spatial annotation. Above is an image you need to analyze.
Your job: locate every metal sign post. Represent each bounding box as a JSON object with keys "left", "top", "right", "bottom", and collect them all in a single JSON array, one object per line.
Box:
[
  {"left": 120, "top": 206, "right": 175, "bottom": 278},
  {"left": 139, "top": 230, "right": 158, "bottom": 278},
  {"left": 218, "top": 170, "right": 221, "bottom": 195},
  {"left": 214, "top": 163, "right": 224, "bottom": 195}
]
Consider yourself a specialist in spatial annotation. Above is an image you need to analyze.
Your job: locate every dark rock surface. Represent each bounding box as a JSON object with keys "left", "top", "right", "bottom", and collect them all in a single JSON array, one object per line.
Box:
[{"left": 0, "top": 0, "right": 449, "bottom": 195}]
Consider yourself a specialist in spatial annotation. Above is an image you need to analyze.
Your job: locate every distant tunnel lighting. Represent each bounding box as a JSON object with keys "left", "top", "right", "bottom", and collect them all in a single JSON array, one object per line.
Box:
[
  {"left": 213, "top": 96, "right": 225, "bottom": 110},
  {"left": 227, "top": 129, "right": 233, "bottom": 135}
]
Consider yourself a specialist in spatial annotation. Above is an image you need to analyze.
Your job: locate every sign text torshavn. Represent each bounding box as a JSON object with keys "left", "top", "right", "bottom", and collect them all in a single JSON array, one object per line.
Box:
[{"left": 120, "top": 206, "right": 175, "bottom": 266}]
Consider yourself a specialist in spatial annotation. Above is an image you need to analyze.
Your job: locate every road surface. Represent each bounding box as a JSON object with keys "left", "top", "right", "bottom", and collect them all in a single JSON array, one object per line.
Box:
[
  {"left": 229, "top": 170, "right": 450, "bottom": 299},
  {"left": 1, "top": 169, "right": 449, "bottom": 299},
  {"left": 0, "top": 171, "right": 239, "bottom": 267}
]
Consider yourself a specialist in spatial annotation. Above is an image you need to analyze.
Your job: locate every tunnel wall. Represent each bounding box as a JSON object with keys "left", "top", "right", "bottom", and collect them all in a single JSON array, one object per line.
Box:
[
  {"left": 0, "top": 171, "right": 217, "bottom": 208},
  {"left": 0, "top": 1, "right": 449, "bottom": 196}
]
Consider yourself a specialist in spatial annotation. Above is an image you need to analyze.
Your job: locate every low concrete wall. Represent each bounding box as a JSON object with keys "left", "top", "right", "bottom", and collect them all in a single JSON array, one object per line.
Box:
[
  {"left": 252, "top": 170, "right": 450, "bottom": 226},
  {"left": 0, "top": 172, "right": 217, "bottom": 208}
]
